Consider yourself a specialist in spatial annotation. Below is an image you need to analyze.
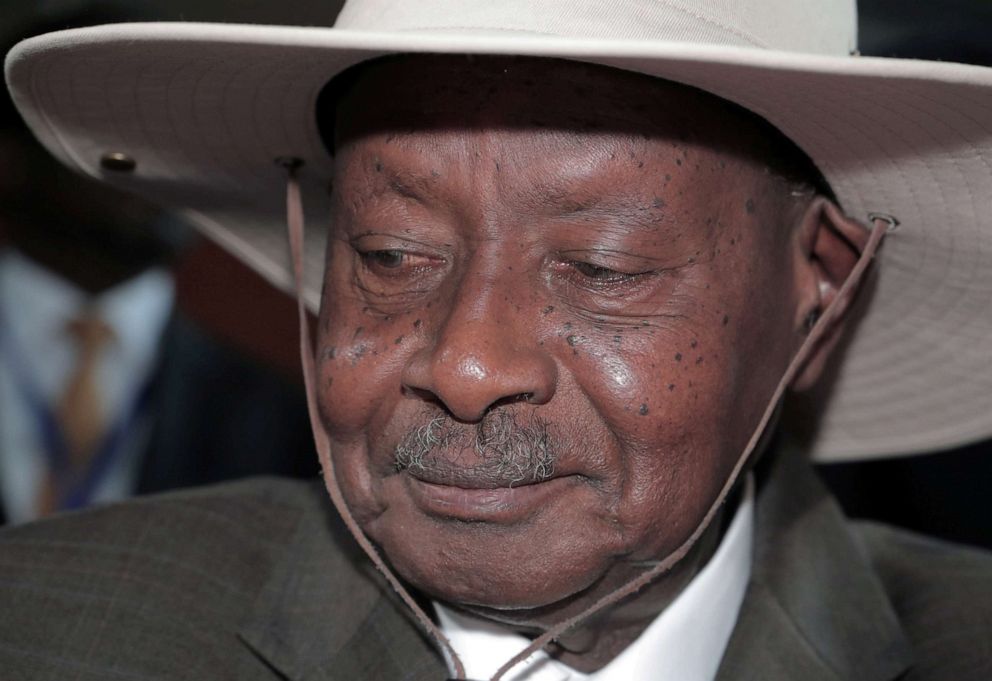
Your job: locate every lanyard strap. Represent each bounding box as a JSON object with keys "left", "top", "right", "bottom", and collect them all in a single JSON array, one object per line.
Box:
[{"left": 0, "top": 316, "right": 156, "bottom": 510}]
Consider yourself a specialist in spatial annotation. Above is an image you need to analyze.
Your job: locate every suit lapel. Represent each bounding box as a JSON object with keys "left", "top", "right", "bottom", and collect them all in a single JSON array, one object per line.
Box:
[
  {"left": 237, "top": 481, "right": 445, "bottom": 681},
  {"left": 135, "top": 313, "right": 187, "bottom": 494},
  {"left": 718, "top": 447, "right": 912, "bottom": 681},
  {"left": 238, "top": 446, "right": 914, "bottom": 681}
]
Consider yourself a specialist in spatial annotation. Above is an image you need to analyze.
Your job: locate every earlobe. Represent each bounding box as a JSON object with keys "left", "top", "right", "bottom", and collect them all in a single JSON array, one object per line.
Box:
[{"left": 791, "top": 197, "right": 872, "bottom": 391}]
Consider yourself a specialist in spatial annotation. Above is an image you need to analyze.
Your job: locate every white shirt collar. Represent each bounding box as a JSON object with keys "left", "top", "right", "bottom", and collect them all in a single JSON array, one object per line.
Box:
[
  {"left": 0, "top": 249, "right": 175, "bottom": 404},
  {"left": 435, "top": 475, "right": 754, "bottom": 681}
]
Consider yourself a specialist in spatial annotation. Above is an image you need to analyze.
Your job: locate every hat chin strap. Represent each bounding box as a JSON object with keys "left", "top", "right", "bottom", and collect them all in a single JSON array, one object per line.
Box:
[{"left": 284, "top": 167, "right": 887, "bottom": 681}]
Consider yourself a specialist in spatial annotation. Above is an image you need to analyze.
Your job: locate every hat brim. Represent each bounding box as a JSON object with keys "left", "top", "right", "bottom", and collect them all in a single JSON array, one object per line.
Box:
[{"left": 6, "top": 22, "right": 992, "bottom": 461}]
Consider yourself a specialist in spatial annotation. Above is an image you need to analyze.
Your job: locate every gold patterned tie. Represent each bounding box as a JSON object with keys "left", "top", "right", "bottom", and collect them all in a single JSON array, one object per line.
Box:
[{"left": 36, "top": 312, "right": 115, "bottom": 517}]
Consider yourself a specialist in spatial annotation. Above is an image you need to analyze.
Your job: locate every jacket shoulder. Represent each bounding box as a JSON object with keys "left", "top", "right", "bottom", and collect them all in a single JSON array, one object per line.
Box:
[
  {"left": 0, "top": 477, "right": 354, "bottom": 680},
  {"left": 855, "top": 521, "right": 992, "bottom": 681}
]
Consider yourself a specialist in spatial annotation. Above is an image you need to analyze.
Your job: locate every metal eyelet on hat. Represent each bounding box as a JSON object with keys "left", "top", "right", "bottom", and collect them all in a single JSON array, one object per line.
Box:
[
  {"left": 867, "top": 212, "right": 901, "bottom": 232},
  {"left": 99, "top": 151, "right": 136, "bottom": 172}
]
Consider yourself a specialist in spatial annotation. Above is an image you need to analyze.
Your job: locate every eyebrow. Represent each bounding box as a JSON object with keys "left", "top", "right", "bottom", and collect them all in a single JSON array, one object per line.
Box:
[
  {"left": 555, "top": 200, "right": 668, "bottom": 234},
  {"left": 369, "top": 164, "right": 442, "bottom": 206},
  {"left": 369, "top": 161, "right": 670, "bottom": 234}
]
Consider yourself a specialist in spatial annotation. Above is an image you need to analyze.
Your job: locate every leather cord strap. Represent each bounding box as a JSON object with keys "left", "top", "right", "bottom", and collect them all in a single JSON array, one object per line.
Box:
[
  {"left": 284, "top": 167, "right": 466, "bottom": 678},
  {"left": 284, "top": 164, "right": 888, "bottom": 681},
  {"left": 491, "top": 212, "right": 887, "bottom": 680}
]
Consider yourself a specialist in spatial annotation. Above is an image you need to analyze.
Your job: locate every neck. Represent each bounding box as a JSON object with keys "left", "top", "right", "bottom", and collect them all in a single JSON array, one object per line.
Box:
[{"left": 451, "top": 488, "right": 738, "bottom": 673}]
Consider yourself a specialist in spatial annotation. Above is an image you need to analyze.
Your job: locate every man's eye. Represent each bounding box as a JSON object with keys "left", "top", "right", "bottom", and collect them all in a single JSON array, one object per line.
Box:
[
  {"left": 571, "top": 262, "right": 630, "bottom": 282},
  {"left": 362, "top": 250, "right": 406, "bottom": 269}
]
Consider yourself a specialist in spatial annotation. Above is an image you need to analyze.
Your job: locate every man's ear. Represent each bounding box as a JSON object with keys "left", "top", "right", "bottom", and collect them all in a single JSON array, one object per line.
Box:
[{"left": 791, "top": 197, "right": 872, "bottom": 391}]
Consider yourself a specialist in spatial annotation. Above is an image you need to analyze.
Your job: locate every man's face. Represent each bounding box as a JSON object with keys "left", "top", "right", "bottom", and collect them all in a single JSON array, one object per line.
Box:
[{"left": 316, "top": 56, "right": 807, "bottom": 616}]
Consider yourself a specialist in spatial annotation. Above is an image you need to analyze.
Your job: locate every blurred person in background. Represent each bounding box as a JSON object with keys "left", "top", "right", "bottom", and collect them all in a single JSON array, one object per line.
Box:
[{"left": 0, "top": 5, "right": 317, "bottom": 524}]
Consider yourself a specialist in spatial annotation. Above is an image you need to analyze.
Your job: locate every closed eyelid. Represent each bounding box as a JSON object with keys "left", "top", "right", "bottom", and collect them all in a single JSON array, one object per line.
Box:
[{"left": 558, "top": 248, "right": 662, "bottom": 272}]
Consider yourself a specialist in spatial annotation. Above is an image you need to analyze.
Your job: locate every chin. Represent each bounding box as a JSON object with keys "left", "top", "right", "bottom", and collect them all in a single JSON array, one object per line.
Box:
[
  {"left": 401, "top": 548, "right": 608, "bottom": 613},
  {"left": 368, "top": 498, "right": 617, "bottom": 613}
]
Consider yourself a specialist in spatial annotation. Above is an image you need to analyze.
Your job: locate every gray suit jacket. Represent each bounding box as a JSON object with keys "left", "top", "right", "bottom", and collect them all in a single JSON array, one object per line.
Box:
[{"left": 0, "top": 450, "right": 989, "bottom": 680}]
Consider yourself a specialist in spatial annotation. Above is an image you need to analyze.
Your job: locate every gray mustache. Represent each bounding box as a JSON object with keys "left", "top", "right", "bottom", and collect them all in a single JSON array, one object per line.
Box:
[{"left": 394, "top": 409, "right": 557, "bottom": 487}]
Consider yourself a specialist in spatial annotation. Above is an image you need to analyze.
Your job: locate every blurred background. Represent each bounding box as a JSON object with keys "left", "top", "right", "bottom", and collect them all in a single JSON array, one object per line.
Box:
[{"left": 0, "top": 0, "right": 988, "bottom": 544}]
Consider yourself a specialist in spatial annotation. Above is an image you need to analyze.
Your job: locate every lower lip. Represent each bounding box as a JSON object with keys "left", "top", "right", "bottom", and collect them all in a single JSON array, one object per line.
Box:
[{"left": 405, "top": 475, "right": 577, "bottom": 523}]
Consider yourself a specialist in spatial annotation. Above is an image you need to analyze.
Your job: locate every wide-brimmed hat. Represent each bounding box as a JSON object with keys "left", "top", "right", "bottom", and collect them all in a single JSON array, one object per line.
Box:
[{"left": 6, "top": 0, "right": 991, "bottom": 462}]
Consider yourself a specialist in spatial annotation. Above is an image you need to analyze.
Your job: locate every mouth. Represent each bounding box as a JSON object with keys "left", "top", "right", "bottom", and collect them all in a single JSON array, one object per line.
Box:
[
  {"left": 403, "top": 473, "right": 578, "bottom": 524},
  {"left": 403, "top": 463, "right": 551, "bottom": 490}
]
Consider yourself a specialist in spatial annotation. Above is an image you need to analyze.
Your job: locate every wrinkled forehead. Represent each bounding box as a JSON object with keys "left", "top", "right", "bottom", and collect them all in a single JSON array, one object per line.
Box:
[{"left": 317, "top": 55, "right": 829, "bottom": 200}]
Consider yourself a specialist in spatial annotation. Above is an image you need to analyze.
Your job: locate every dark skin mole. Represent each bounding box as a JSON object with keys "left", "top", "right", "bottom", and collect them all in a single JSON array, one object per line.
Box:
[
  {"left": 413, "top": 319, "right": 422, "bottom": 328},
  {"left": 675, "top": 353, "right": 683, "bottom": 362},
  {"left": 745, "top": 198, "right": 756, "bottom": 214},
  {"left": 638, "top": 404, "right": 649, "bottom": 416}
]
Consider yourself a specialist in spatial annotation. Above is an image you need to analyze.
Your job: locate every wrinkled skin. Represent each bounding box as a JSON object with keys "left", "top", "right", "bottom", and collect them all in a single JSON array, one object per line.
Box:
[{"left": 315, "top": 56, "right": 866, "bottom": 669}]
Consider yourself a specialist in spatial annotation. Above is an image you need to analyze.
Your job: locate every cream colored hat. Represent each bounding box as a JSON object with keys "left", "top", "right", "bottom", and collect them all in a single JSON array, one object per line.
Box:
[{"left": 5, "top": 0, "right": 992, "bottom": 462}]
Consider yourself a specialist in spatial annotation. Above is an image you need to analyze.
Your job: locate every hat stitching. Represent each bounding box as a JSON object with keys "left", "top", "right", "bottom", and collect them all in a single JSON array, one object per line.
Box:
[{"left": 649, "top": 0, "right": 769, "bottom": 48}]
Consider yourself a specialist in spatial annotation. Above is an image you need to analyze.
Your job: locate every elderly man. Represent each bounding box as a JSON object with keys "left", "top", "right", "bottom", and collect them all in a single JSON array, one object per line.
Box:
[{"left": 2, "top": 1, "right": 991, "bottom": 680}]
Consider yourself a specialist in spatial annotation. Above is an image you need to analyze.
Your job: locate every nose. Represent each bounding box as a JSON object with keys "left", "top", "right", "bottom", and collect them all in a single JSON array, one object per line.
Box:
[{"left": 401, "top": 295, "right": 558, "bottom": 423}]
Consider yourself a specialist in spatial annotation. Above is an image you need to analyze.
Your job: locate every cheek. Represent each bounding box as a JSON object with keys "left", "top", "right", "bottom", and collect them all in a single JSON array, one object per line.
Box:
[
  {"left": 566, "top": 326, "right": 731, "bottom": 446},
  {"left": 563, "top": 323, "right": 744, "bottom": 550},
  {"left": 315, "top": 303, "right": 421, "bottom": 440}
]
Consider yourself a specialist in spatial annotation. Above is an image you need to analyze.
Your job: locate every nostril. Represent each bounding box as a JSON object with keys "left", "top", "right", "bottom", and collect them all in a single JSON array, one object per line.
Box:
[
  {"left": 489, "top": 393, "right": 535, "bottom": 410},
  {"left": 403, "top": 385, "right": 446, "bottom": 406}
]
